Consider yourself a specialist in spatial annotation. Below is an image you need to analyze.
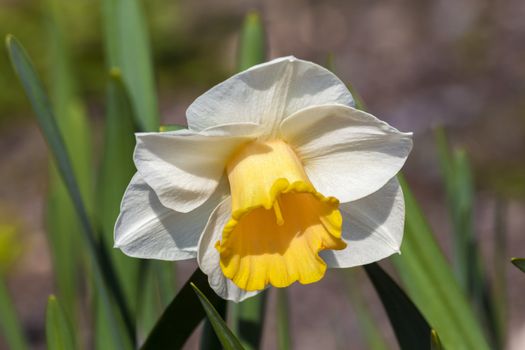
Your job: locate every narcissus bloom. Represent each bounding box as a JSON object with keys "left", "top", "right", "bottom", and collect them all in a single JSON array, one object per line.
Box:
[{"left": 114, "top": 57, "right": 413, "bottom": 301}]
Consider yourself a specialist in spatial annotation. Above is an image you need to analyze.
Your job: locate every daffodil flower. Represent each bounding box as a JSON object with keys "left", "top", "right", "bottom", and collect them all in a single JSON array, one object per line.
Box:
[{"left": 114, "top": 57, "right": 413, "bottom": 302}]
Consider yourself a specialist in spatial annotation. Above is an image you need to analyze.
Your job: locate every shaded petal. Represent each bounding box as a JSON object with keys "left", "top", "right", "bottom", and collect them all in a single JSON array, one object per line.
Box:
[
  {"left": 134, "top": 123, "right": 260, "bottom": 213},
  {"left": 114, "top": 173, "right": 227, "bottom": 260},
  {"left": 320, "top": 177, "right": 405, "bottom": 268},
  {"left": 197, "top": 197, "right": 262, "bottom": 302},
  {"left": 187, "top": 56, "right": 354, "bottom": 133},
  {"left": 280, "top": 104, "right": 412, "bottom": 202}
]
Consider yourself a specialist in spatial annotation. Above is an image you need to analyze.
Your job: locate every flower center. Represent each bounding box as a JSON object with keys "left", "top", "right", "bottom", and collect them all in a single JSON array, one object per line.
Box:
[{"left": 216, "top": 139, "right": 346, "bottom": 291}]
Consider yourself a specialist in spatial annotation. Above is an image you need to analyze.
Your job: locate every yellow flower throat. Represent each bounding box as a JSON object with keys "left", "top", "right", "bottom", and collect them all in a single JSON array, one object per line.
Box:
[{"left": 216, "top": 139, "right": 346, "bottom": 291}]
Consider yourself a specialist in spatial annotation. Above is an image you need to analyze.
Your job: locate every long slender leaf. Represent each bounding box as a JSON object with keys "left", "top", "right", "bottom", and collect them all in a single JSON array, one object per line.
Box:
[
  {"left": 191, "top": 284, "right": 244, "bottom": 350},
  {"left": 137, "top": 260, "right": 176, "bottom": 342},
  {"left": 276, "top": 289, "right": 292, "bottom": 350},
  {"left": 237, "top": 11, "right": 266, "bottom": 71},
  {"left": 102, "top": 0, "right": 159, "bottom": 132},
  {"left": 0, "top": 278, "right": 28, "bottom": 350},
  {"left": 46, "top": 296, "right": 76, "bottom": 350},
  {"left": 6, "top": 35, "right": 134, "bottom": 345},
  {"left": 434, "top": 128, "right": 471, "bottom": 290},
  {"left": 343, "top": 271, "right": 387, "bottom": 350},
  {"left": 232, "top": 293, "right": 267, "bottom": 350},
  {"left": 141, "top": 269, "right": 221, "bottom": 349},
  {"left": 435, "top": 128, "right": 501, "bottom": 347},
  {"left": 45, "top": 0, "right": 92, "bottom": 324},
  {"left": 97, "top": 68, "right": 139, "bottom": 307},
  {"left": 365, "top": 263, "right": 430, "bottom": 350},
  {"left": 95, "top": 68, "right": 139, "bottom": 350},
  {"left": 392, "top": 175, "right": 490, "bottom": 350},
  {"left": 200, "top": 299, "right": 227, "bottom": 350}
]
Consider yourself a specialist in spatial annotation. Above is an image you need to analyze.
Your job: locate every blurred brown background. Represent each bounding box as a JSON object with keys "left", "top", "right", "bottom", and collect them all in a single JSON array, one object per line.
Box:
[{"left": 1, "top": 0, "right": 524, "bottom": 349}]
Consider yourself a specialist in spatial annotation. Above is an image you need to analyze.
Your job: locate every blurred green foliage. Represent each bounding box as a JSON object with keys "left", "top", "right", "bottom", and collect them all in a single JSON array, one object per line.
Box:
[{"left": 0, "top": 0, "right": 242, "bottom": 126}]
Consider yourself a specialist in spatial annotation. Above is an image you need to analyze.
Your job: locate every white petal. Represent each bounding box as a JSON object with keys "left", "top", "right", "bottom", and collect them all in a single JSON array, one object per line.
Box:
[
  {"left": 114, "top": 173, "right": 227, "bottom": 260},
  {"left": 186, "top": 56, "right": 354, "bottom": 133},
  {"left": 320, "top": 177, "right": 405, "bottom": 268},
  {"left": 280, "top": 104, "right": 412, "bottom": 202},
  {"left": 134, "top": 123, "right": 260, "bottom": 213},
  {"left": 197, "top": 197, "right": 261, "bottom": 302}
]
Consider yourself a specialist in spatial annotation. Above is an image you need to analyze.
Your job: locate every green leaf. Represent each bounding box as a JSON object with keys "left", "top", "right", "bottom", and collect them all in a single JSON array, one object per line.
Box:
[
  {"left": 141, "top": 269, "right": 222, "bottom": 349},
  {"left": 435, "top": 128, "right": 501, "bottom": 347},
  {"left": 364, "top": 263, "right": 430, "bottom": 350},
  {"left": 95, "top": 68, "right": 139, "bottom": 350},
  {"left": 392, "top": 175, "right": 491, "bottom": 350},
  {"left": 46, "top": 295, "right": 76, "bottom": 350},
  {"left": 191, "top": 284, "right": 244, "bottom": 350},
  {"left": 511, "top": 258, "right": 525, "bottom": 273},
  {"left": 276, "top": 289, "right": 292, "bottom": 350},
  {"left": 237, "top": 11, "right": 266, "bottom": 71},
  {"left": 0, "top": 278, "right": 28, "bottom": 350},
  {"left": 231, "top": 292, "right": 267, "bottom": 350},
  {"left": 45, "top": 0, "right": 93, "bottom": 323},
  {"left": 137, "top": 261, "right": 176, "bottom": 341},
  {"left": 102, "top": 0, "right": 159, "bottom": 132},
  {"left": 434, "top": 128, "right": 471, "bottom": 289},
  {"left": 6, "top": 35, "right": 134, "bottom": 345},
  {"left": 97, "top": 67, "right": 140, "bottom": 311},
  {"left": 200, "top": 299, "right": 227, "bottom": 350},
  {"left": 343, "top": 270, "right": 387, "bottom": 350}
]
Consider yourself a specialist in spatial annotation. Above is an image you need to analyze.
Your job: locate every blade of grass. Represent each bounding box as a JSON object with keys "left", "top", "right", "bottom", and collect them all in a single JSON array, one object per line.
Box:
[
  {"left": 191, "top": 284, "right": 244, "bottom": 350},
  {"left": 200, "top": 299, "right": 227, "bottom": 350},
  {"left": 102, "top": 0, "right": 159, "bottom": 132},
  {"left": 46, "top": 296, "right": 76, "bottom": 350},
  {"left": 6, "top": 35, "right": 134, "bottom": 345},
  {"left": 435, "top": 128, "right": 500, "bottom": 347},
  {"left": 137, "top": 261, "right": 176, "bottom": 342},
  {"left": 141, "top": 269, "right": 222, "bottom": 349},
  {"left": 343, "top": 270, "right": 387, "bottom": 350},
  {"left": 231, "top": 293, "right": 267, "bottom": 350},
  {"left": 94, "top": 67, "right": 141, "bottom": 350},
  {"left": 364, "top": 263, "right": 430, "bottom": 350},
  {"left": 0, "top": 278, "right": 28, "bottom": 350},
  {"left": 434, "top": 128, "right": 469, "bottom": 289},
  {"left": 392, "top": 175, "right": 490, "bottom": 350},
  {"left": 276, "top": 289, "right": 292, "bottom": 350},
  {"left": 97, "top": 68, "right": 140, "bottom": 312},
  {"left": 45, "top": 0, "right": 93, "bottom": 323},
  {"left": 101, "top": 5, "right": 179, "bottom": 342},
  {"left": 237, "top": 11, "right": 266, "bottom": 71}
]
